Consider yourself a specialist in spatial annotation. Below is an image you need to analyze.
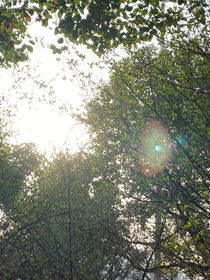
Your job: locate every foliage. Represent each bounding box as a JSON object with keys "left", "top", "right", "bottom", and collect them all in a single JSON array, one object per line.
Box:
[
  {"left": 77, "top": 39, "right": 210, "bottom": 278},
  {"left": 0, "top": 128, "right": 42, "bottom": 211},
  {"left": 0, "top": 1, "right": 210, "bottom": 278},
  {"left": 1, "top": 0, "right": 210, "bottom": 66},
  {"left": 1, "top": 39, "right": 210, "bottom": 278},
  {"left": 0, "top": 0, "right": 34, "bottom": 67},
  {"left": 0, "top": 151, "right": 140, "bottom": 279}
]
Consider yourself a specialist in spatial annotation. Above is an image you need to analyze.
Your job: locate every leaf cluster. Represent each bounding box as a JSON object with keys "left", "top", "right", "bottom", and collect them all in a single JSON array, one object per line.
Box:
[{"left": 1, "top": 0, "right": 210, "bottom": 65}]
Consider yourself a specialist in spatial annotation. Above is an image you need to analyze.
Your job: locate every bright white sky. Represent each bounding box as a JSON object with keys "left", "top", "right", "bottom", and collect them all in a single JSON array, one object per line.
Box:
[{"left": 0, "top": 19, "right": 109, "bottom": 155}]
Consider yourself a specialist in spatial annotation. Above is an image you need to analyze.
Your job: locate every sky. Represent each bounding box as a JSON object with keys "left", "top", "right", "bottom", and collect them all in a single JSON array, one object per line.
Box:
[{"left": 0, "top": 19, "right": 108, "bottom": 155}]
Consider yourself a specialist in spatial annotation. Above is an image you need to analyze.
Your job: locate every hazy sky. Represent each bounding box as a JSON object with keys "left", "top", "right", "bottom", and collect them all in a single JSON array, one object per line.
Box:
[{"left": 0, "top": 19, "right": 106, "bottom": 154}]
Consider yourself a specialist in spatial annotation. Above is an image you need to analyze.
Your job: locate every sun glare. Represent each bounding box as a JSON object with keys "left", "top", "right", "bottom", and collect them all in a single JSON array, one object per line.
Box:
[
  {"left": 0, "top": 22, "right": 94, "bottom": 155},
  {"left": 13, "top": 102, "right": 88, "bottom": 154},
  {"left": 0, "top": 17, "right": 111, "bottom": 155}
]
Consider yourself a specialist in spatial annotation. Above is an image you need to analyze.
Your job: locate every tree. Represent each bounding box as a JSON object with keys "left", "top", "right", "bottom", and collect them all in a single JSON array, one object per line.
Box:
[
  {"left": 77, "top": 40, "right": 210, "bottom": 279},
  {"left": 0, "top": 127, "right": 42, "bottom": 211},
  {"left": 1, "top": 0, "right": 209, "bottom": 66},
  {"left": 0, "top": 150, "right": 137, "bottom": 279}
]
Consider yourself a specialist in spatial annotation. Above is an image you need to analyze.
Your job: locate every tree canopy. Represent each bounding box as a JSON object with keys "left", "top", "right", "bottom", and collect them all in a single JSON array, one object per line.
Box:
[
  {"left": 0, "top": 149, "right": 138, "bottom": 279},
  {"left": 0, "top": 0, "right": 210, "bottom": 279},
  {"left": 77, "top": 39, "right": 210, "bottom": 278},
  {"left": 1, "top": 0, "right": 210, "bottom": 66}
]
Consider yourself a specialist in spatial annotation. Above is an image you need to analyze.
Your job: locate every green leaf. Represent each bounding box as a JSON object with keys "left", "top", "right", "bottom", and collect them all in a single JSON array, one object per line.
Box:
[
  {"left": 27, "top": 45, "right": 33, "bottom": 52},
  {"left": 29, "top": 40, "right": 35, "bottom": 45},
  {"left": 57, "top": 37, "right": 64, "bottom": 44}
]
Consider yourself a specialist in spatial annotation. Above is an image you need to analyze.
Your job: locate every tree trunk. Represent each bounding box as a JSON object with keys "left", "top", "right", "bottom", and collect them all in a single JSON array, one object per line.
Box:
[{"left": 154, "top": 210, "right": 161, "bottom": 280}]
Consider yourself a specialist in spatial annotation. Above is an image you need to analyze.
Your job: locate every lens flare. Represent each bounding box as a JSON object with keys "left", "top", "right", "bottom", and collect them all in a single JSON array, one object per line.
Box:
[
  {"left": 178, "top": 135, "right": 187, "bottom": 144},
  {"left": 138, "top": 118, "right": 172, "bottom": 177}
]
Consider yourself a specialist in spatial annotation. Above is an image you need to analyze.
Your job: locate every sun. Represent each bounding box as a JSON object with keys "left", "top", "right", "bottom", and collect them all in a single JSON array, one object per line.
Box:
[
  {"left": 0, "top": 20, "right": 102, "bottom": 155},
  {"left": 13, "top": 101, "right": 89, "bottom": 154},
  {"left": 1, "top": 44, "right": 89, "bottom": 155}
]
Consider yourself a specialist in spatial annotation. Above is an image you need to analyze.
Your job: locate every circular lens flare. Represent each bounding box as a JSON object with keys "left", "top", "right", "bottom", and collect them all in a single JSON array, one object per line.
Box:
[
  {"left": 155, "top": 145, "right": 162, "bottom": 151},
  {"left": 178, "top": 135, "right": 187, "bottom": 144},
  {"left": 138, "top": 118, "right": 171, "bottom": 177}
]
